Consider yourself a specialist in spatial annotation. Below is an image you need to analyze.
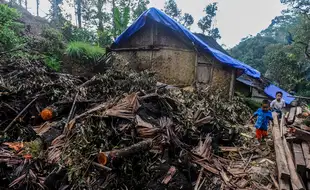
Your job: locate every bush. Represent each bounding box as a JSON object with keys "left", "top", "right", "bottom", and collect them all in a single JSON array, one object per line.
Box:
[
  {"left": 44, "top": 56, "right": 61, "bottom": 71},
  {"left": 244, "top": 98, "right": 261, "bottom": 111},
  {"left": 66, "top": 41, "right": 105, "bottom": 63},
  {"left": 0, "top": 4, "right": 24, "bottom": 51},
  {"left": 40, "top": 27, "right": 65, "bottom": 57}
]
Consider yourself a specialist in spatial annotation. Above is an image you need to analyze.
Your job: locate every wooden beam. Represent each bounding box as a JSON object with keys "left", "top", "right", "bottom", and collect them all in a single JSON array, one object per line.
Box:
[
  {"left": 280, "top": 114, "right": 285, "bottom": 137},
  {"left": 287, "top": 107, "right": 297, "bottom": 125},
  {"left": 279, "top": 178, "right": 290, "bottom": 190},
  {"left": 272, "top": 113, "right": 290, "bottom": 181},
  {"left": 292, "top": 143, "right": 306, "bottom": 174},
  {"left": 283, "top": 138, "right": 306, "bottom": 190},
  {"left": 296, "top": 107, "right": 302, "bottom": 116},
  {"left": 294, "top": 128, "right": 310, "bottom": 143},
  {"left": 301, "top": 142, "right": 310, "bottom": 170}
]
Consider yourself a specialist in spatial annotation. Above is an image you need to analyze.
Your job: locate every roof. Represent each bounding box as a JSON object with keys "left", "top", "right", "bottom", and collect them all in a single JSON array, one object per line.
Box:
[
  {"left": 236, "top": 77, "right": 256, "bottom": 88},
  {"left": 193, "top": 33, "right": 229, "bottom": 55},
  {"left": 112, "top": 7, "right": 260, "bottom": 79},
  {"left": 264, "top": 84, "right": 295, "bottom": 104}
]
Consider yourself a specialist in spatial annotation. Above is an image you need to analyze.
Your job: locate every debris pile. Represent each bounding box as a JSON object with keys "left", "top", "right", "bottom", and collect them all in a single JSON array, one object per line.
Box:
[
  {"left": 273, "top": 105, "right": 310, "bottom": 190},
  {"left": 0, "top": 57, "right": 275, "bottom": 189}
]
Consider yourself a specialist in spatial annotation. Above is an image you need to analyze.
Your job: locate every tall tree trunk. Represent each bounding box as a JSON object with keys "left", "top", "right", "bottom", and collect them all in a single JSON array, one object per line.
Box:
[
  {"left": 25, "top": 0, "right": 27, "bottom": 10},
  {"left": 76, "top": 0, "right": 82, "bottom": 28},
  {"left": 53, "top": 0, "right": 58, "bottom": 24},
  {"left": 112, "top": 0, "right": 116, "bottom": 39},
  {"left": 19, "top": 0, "right": 21, "bottom": 6},
  {"left": 36, "top": 0, "right": 39, "bottom": 16},
  {"left": 97, "top": 0, "right": 104, "bottom": 46}
]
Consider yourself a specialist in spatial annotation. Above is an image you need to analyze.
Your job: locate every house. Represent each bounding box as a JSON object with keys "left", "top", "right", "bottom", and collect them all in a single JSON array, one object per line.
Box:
[
  {"left": 236, "top": 74, "right": 295, "bottom": 105},
  {"left": 111, "top": 8, "right": 260, "bottom": 99}
]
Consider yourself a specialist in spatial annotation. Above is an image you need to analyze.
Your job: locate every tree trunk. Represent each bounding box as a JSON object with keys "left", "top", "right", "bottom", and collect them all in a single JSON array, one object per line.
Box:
[
  {"left": 25, "top": 0, "right": 27, "bottom": 10},
  {"left": 36, "top": 0, "right": 39, "bottom": 16},
  {"left": 76, "top": 0, "right": 82, "bottom": 28},
  {"left": 112, "top": 0, "right": 116, "bottom": 39}
]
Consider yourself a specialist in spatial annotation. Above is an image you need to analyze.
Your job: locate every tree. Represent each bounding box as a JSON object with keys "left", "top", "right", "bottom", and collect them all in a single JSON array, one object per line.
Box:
[
  {"left": 36, "top": 0, "right": 39, "bottom": 16},
  {"left": 264, "top": 44, "right": 310, "bottom": 93},
  {"left": 75, "top": 0, "right": 82, "bottom": 27},
  {"left": 229, "top": 35, "right": 278, "bottom": 73},
  {"left": 132, "top": 0, "right": 149, "bottom": 20},
  {"left": 181, "top": 13, "right": 194, "bottom": 29},
  {"left": 198, "top": 3, "right": 221, "bottom": 40},
  {"left": 280, "top": 0, "right": 310, "bottom": 17},
  {"left": 164, "top": 0, "right": 181, "bottom": 21}
]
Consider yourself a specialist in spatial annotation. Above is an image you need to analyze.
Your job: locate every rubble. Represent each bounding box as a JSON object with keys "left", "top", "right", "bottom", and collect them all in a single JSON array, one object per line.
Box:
[{"left": 0, "top": 56, "right": 278, "bottom": 189}]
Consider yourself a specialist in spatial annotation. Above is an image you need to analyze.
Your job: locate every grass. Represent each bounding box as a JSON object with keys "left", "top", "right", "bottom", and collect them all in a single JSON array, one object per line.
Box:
[
  {"left": 44, "top": 56, "right": 61, "bottom": 71},
  {"left": 66, "top": 41, "right": 105, "bottom": 63}
]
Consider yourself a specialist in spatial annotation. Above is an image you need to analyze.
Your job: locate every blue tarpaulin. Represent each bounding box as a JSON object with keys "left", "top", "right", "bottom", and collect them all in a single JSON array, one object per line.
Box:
[
  {"left": 264, "top": 84, "right": 295, "bottom": 104},
  {"left": 113, "top": 7, "right": 261, "bottom": 79}
]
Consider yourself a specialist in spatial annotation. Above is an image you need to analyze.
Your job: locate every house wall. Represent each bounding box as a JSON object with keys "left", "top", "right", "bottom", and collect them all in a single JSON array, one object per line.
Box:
[
  {"left": 197, "top": 53, "right": 235, "bottom": 97},
  {"left": 113, "top": 20, "right": 234, "bottom": 95}
]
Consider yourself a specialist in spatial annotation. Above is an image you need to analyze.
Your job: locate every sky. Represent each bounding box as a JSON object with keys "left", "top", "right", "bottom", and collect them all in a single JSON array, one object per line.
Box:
[{"left": 26, "top": 0, "right": 286, "bottom": 48}]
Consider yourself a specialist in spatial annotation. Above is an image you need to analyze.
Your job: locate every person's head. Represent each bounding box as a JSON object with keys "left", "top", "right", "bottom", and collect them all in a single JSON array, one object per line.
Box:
[
  {"left": 261, "top": 100, "right": 270, "bottom": 112},
  {"left": 276, "top": 91, "right": 283, "bottom": 101}
]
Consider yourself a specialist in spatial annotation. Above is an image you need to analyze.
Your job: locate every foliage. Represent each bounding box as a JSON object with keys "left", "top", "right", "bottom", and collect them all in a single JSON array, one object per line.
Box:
[
  {"left": 44, "top": 56, "right": 61, "bottom": 71},
  {"left": 164, "top": 0, "right": 181, "bottom": 20},
  {"left": 66, "top": 41, "right": 105, "bottom": 63},
  {"left": 244, "top": 98, "right": 261, "bottom": 111},
  {"left": 40, "top": 27, "right": 65, "bottom": 57},
  {"left": 113, "top": 6, "right": 130, "bottom": 36},
  {"left": 163, "top": 0, "right": 194, "bottom": 29},
  {"left": 198, "top": 3, "right": 221, "bottom": 40},
  {"left": 264, "top": 44, "right": 310, "bottom": 92},
  {"left": 181, "top": 13, "right": 194, "bottom": 29},
  {"left": 0, "top": 4, "right": 24, "bottom": 51},
  {"left": 132, "top": 0, "right": 149, "bottom": 20},
  {"left": 229, "top": 35, "right": 278, "bottom": 73}
]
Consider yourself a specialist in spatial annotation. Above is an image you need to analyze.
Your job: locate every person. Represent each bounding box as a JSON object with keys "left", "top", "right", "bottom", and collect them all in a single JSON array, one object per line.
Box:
[
  {"left": 270, "top": 91, "right": 286, "bottom": 118},
  {"left": 249, "top": 100, "right": 274, "bottom": 144}
]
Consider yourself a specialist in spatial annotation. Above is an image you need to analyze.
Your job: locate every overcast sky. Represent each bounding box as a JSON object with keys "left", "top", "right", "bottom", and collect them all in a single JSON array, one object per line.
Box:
[{"left": 26, "top": 0, "right": 286, "bottom": 48}]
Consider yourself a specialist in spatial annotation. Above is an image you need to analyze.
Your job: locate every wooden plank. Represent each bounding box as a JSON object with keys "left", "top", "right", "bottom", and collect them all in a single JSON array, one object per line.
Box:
[
  {"left": 272, "top": 113, "right": 291, "bottom": 181},
  {"left": 288, "top": 107, "right": 297, "bottom": 125},
  {"left": 219, "top": 146, "right": 239, "bottom": 152},
  {"left": 283, "top": 137, "right": 306, "bottom": 190},
  {"left": 280, "top": 114, "right": 285, "bottom": 137},
  {"left": 292, "top": 143, "right": 306, "bottom": 174},
  {"left": 301, "top": 142, "right": 310, "bottom": 170},
  {"left": 279, "top": 178, "right": 290, "bottom": 190},
  {"left": 296, "top": 107, "right": 302, "bottom": 116},
  {"left": 294, "top": 128, "right": 310, "bottom": 143}
]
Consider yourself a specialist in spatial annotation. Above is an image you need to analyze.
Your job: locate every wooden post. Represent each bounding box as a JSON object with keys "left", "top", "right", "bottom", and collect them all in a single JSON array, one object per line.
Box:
[
  {"left": 301, "top": 142, "right": 310, "bottom": 170},
  {"left": 272, "top": 113, "right": 290, "bottom": 181},
  {"left": 287, "top": 107, "right": 297, "bottom": 125},
  {"left": 283, "top": 138, "right": 305, "bottom": 190},
  {"left": 292, "top": 143, "right": 306, "bottom": 174}
]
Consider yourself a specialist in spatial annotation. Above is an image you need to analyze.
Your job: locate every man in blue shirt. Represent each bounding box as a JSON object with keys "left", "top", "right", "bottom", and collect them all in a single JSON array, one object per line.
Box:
[{"left": 250, "top": 100, "right": 274, "bottom": 144}]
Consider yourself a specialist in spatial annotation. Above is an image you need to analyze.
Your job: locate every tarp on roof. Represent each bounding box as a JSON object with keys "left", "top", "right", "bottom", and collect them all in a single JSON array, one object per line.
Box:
[
  {"left": 113, "top": 7, "right": 261, "bottom": 79},
  {"left": 194, "top": 33, "right": 230, "bottom": 55},
  {"left": 236, "top": 77, "right": 256, "bottom": 87},
  {"left": 264, "top": 84, "right": 295, "bottom": 104}
]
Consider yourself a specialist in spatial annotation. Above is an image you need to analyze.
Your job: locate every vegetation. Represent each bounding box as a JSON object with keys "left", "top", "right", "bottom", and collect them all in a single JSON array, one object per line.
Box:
[
  {"left": 0, "top": 4, "right": 23, "bottom": 51},
  {"left": 198, "top": 3, "right": 221, "bottom": 40},
  {"left": 230, "top": 0, "right": 310, "bottom": 96},
  {"left": 44, "top": 56, "right": 61, "bottom": 71},
  {"left": 66, "top": 41, "right": 105, "bottom": 63}
]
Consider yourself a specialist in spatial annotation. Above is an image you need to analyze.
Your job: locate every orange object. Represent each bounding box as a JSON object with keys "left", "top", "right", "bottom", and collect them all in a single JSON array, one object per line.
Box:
[
  {"left": 302, "top": 112, "right": 309, "bottom": 117},
  {"left": 23, "top": 154, "right": 32, "bottom": 160},
  {"left": 256, "top": 129, "right": 268, "bottom": 140},
  {"left": 3, "top": 142, "right": 24, "bottom": 151},
  {"left": 40, "top": 108, "right": 53, "bottom": 120},
  {"left": 98, "top": 152, "right": 108, "bottom": 165}
]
